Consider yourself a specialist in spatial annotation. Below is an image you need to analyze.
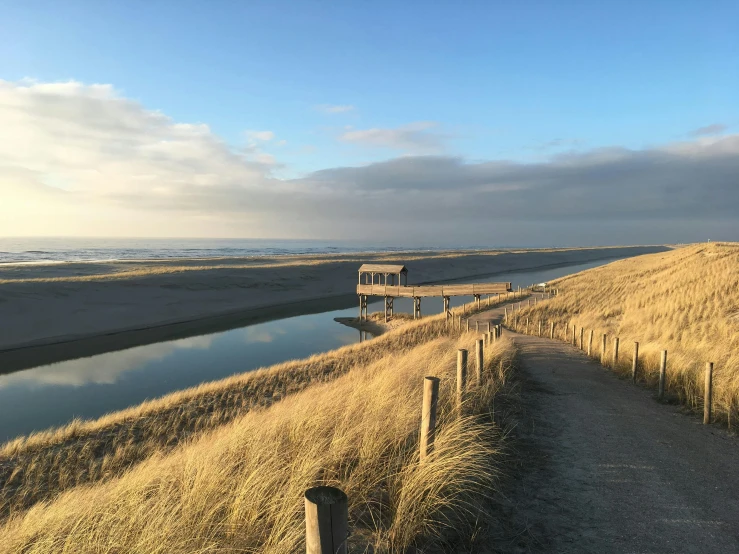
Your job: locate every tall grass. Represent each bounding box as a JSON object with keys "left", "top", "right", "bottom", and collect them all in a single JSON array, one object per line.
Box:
[
  {"left": 0, "top": 299, "right": 510, "bottom": 522},
  {"left": 0, "top": 331, "right": 515, "bottom": 553},
  {"left": 514, "top": 242, "right": 739, "bottom": 425}
]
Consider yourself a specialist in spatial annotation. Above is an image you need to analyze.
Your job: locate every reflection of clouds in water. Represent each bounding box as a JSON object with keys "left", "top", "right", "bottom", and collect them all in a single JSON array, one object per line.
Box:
[
  {"left": 0, "top": 335, "right": 214, "bottom": 389},
  {"left": 243, "top": 326, "right": 287, "bottom": 344}
]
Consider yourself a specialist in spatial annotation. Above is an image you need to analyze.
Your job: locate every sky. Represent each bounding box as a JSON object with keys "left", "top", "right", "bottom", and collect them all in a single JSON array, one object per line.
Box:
[{"left": 1, "top": 0, "right": 737, "bottom": 246}]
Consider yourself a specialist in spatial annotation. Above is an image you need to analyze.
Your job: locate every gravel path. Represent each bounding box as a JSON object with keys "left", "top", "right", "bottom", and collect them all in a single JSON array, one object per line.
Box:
[{"left": 471, "top": 307, "right": 739, "bottom": 553}]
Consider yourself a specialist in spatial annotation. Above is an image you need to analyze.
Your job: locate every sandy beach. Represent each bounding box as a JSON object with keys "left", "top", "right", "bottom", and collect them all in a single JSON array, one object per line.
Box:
[{"left": 0, "top": 246, "right": 668, "bottom": 367}]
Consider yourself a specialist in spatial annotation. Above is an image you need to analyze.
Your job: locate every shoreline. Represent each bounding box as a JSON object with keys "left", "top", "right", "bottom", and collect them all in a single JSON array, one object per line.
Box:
[{"left": 0, "top": 246, "right": 671, "bottom": 372}]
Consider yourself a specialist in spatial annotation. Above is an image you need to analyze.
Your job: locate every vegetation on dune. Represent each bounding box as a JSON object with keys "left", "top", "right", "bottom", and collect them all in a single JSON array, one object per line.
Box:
[
  {"left": 515, "top": 242, "right": 739, "bottom": 425},
  {"left": 0, "top": 314, "right": 457, "bottom": 519},
  {"left": 0, "top": 328, "right": 516, "bottom": 552},
  {"left": 0, "top": 298, "right": 511, "bottom": 523}
]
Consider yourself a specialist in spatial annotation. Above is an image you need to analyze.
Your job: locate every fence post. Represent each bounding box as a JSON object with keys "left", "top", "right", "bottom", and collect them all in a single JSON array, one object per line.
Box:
[
  {"left": 487, "top": 321, "right": 491, "bottom": 334},
  {"left": 305, "top": 486, "right": 348, "bottom": 554},
  {"left": 704, "top": 362, "right": 713, "bottom": 424},
  {"left": 550, "top": 322, "right": 555, "bottom": 339},
  {"left": 631, "top": 342, "right": 639, "bottom": 383},
  {"left": 601, "top": 334, "right": 607, "bottom": 364},
  {"left": 579, "top": 328, "right": 584, "bottom": 350},
  {"left": 572, "top": 325, "right": 576, "bottom": 346},
  {"left": 457, "top": 349, "right": 468, "bottom": 408},
  {"left": 588, "top": 330, "right": 594, "bottom": 356},
  {"left": 658, "top": 350, "right": 667, "bottom": 400},
  {"left": 475, "top": 339, "right": 484, "bottom": 386},
  {"left": 612, "top": 337, "right": 620, "bottom": 366},
  {"left": 476, "top": 321, "right": 479, "bottom": 333},
  {"left": 526, "top": 317, "right": 529, "bottom": 335},
  {"left": 538, "top": 320, "right": 542, "bottom": 337},
  {"left": 466, "top": 319, "right": 470, "bottom": 333},
  {"left": 420, "top": 376, "right": 440, "bottom": 461},
  {"left": 504, "top": 307, "right": 508, "bottom": 323}
]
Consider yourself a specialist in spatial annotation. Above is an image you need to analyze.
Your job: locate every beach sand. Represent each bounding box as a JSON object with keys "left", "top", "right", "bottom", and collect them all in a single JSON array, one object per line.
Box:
[{"left": 0, "top": 246, "right": 668, "bottom": 369}]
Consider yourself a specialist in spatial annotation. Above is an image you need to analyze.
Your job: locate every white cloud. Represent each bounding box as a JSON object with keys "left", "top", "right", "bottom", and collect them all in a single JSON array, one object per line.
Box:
[
  {"left": 245, "top": 130, "right": 275, "bottom": 141},
  {"left": 690, "top": 123, "right": 728, "bottom": 137},
  {"left": 1, "top": 79, "right": 738, "bottom": 244},
  {"left": 315, "top": 104, "right": 355, "bottom": 114},
  {"left": 339, "top": 121, "right": 445, "bottom": 154}
]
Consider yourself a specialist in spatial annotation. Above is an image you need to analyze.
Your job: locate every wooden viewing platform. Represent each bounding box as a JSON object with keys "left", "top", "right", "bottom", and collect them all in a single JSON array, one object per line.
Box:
[{"left": 357, "top": 264, "right": 512, "bottom": 321}]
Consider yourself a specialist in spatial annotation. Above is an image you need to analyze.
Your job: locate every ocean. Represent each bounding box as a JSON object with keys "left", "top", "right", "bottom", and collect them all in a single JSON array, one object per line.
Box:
[{"left": 0, "top": 237, "right": 495, "bottom": 264}]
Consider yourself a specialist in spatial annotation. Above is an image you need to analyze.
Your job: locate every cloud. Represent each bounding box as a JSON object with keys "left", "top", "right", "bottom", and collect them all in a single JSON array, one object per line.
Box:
[
  {"left": 339, "top": 121, "right": 446, "bottom": 154},
  {"left": 245, "top": 130, "right": 275, "bottom": 141},
  {"left": 533, "top": 138, "right": 584, "bottom": 151},
  {"left": 315, "top": 104, "right": 355, "bottom": 114},
  {"left": 691, "top": 123, "right": 728, "bottom": 137},
  {"left": 1, "top": 79, "right": 737, "bottom": 244}
]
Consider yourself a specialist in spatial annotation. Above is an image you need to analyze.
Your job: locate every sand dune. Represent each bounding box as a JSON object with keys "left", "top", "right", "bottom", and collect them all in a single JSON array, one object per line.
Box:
[{"left": 0, "top": 246, "right": 667, "bottom": 357}]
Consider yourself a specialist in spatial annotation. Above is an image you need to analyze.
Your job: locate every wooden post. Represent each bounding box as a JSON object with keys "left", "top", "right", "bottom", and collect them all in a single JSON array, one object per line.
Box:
[
  {"left": 475, "top": 339, "right": 483, "bottom": 386},
  {"left": 457, "top": 315, "right": 461, "bottom": 330},
  {"left": 601, "top": 334, "right": 607, "bottom": 364},
  {"left": 658, "top": 350, "right": 667, "bottom": 400},
  {"left": 579, "top": 328, "right": 584, "bottom": 350},
  {"left": 587, "top": 330, "right": 594, "bottom": 356},
  {"left": 487, "top": 321, "right": 491, "bottom": 334},
  {"left": 612, "top": 337, "right": 619, "bottom": 366},
  {"left": 457, "top": 349, "right": 468, "bottom": 407},
  {"left": 631, "top": 342, "right": 639, "bottom": 383},
  {"left": 550, "top": 322, "right": 555, "bottom": 339},
  {"left": 466, "top": 319, "right": 470, "bottom": 332},
  {"left": 420, "top": 376, "right": 440, "bottom": 461},
  {"left": 526, "top": 317, "right": 529, "bottom": 335},
  {"left": 538, "top": 320, "right": 542, "bottom": 337},
  {"left": 305, "top": 486, "right": 348, "bottom": 554},
  {"left": 704, "top": 362, "right": 713, "bottom": 424},
  {"left": 504, "top": 307, "right": 508, "bottom": 323}
]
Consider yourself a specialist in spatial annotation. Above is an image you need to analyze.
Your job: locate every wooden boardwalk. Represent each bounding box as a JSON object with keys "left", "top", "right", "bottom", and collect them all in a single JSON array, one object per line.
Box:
[{"left": 356, "top": 264, "right": 512, "bottom": 321}]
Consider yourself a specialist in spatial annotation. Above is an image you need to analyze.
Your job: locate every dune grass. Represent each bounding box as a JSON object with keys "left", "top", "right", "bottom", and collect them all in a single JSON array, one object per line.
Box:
[
  {"left": 512, "top": 242, "right": 739, "bottom": 426},
  {"left": 0, "top": 296, "right": 515, "bottom": 523},
  {"left": 0, "top": 327, "right": 515, "bottom": 552}
]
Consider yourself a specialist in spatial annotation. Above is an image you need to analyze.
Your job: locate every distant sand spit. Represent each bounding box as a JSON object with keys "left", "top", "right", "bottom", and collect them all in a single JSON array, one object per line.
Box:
[{"left": 0, "top": 246, "right": 668, "bottom": 361}]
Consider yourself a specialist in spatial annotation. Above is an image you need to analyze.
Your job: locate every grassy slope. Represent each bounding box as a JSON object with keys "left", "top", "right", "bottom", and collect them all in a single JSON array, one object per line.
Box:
[
  {"left": 0, "top": 296, "right": 514, "bottom": 524},
  {"left": 0, "top": 329, "right": 515, "bottom": 552},
  {"left": 516, "top": 243, "right": 739, "bottom": 424}
]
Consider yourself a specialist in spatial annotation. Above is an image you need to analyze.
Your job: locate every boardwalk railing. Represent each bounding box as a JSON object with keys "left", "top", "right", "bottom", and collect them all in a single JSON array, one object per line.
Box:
[{"left": 356, "top": 282, "right": 511, "bottom": 297}]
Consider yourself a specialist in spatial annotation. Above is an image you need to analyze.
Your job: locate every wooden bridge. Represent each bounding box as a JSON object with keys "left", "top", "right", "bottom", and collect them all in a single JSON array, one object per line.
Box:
[{"left": 357, "top": 264, "right": 512, "bottom": 321}]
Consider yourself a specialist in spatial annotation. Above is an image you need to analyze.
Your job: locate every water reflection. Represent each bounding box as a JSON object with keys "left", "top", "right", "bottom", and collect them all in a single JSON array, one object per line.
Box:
[
  {"left": 0, "top": 256, "right": 627, "bottom": 442},
  {"left": 0, "top": 336, "right": 214, "bottom": 389}
]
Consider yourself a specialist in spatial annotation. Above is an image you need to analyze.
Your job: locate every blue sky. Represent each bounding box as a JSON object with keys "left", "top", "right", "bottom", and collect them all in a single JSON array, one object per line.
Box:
[
  {"left": 1, "top": 1, "right": 737, "bottom": 242},
  {"left": 4, "top": 0, "right": 737, "bottom": 174}
]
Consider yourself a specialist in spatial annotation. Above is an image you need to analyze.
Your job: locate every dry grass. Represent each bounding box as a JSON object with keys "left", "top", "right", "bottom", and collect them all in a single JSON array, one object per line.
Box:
[
  {"left": 0, "top": 298, "right": 509, "bottom": 523},
  {"left": 513, "top": 242, "right": 739, "bottom": 425},
  {"left": 0, "top": 327, "right": 515, "bottom": 552}
]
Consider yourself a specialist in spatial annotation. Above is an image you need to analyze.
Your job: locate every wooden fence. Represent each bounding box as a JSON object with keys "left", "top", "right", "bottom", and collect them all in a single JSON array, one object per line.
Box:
[
  {"left": 302, "top": 289, "right": 520, "bottom": 552},
  {"left": 506, "top": 308, "right": 719, "bottom": 427}
]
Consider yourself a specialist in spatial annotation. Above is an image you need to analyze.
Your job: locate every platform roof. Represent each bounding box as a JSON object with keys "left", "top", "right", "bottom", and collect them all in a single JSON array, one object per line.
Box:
[{"left": 358, "top": 264, "right": 407, "bottom": 274}]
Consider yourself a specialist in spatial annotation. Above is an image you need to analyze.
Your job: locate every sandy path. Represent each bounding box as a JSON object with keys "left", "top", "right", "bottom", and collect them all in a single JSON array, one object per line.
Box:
[{"left": 469, "top": 308, "right": 739, "bottom": 553}]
